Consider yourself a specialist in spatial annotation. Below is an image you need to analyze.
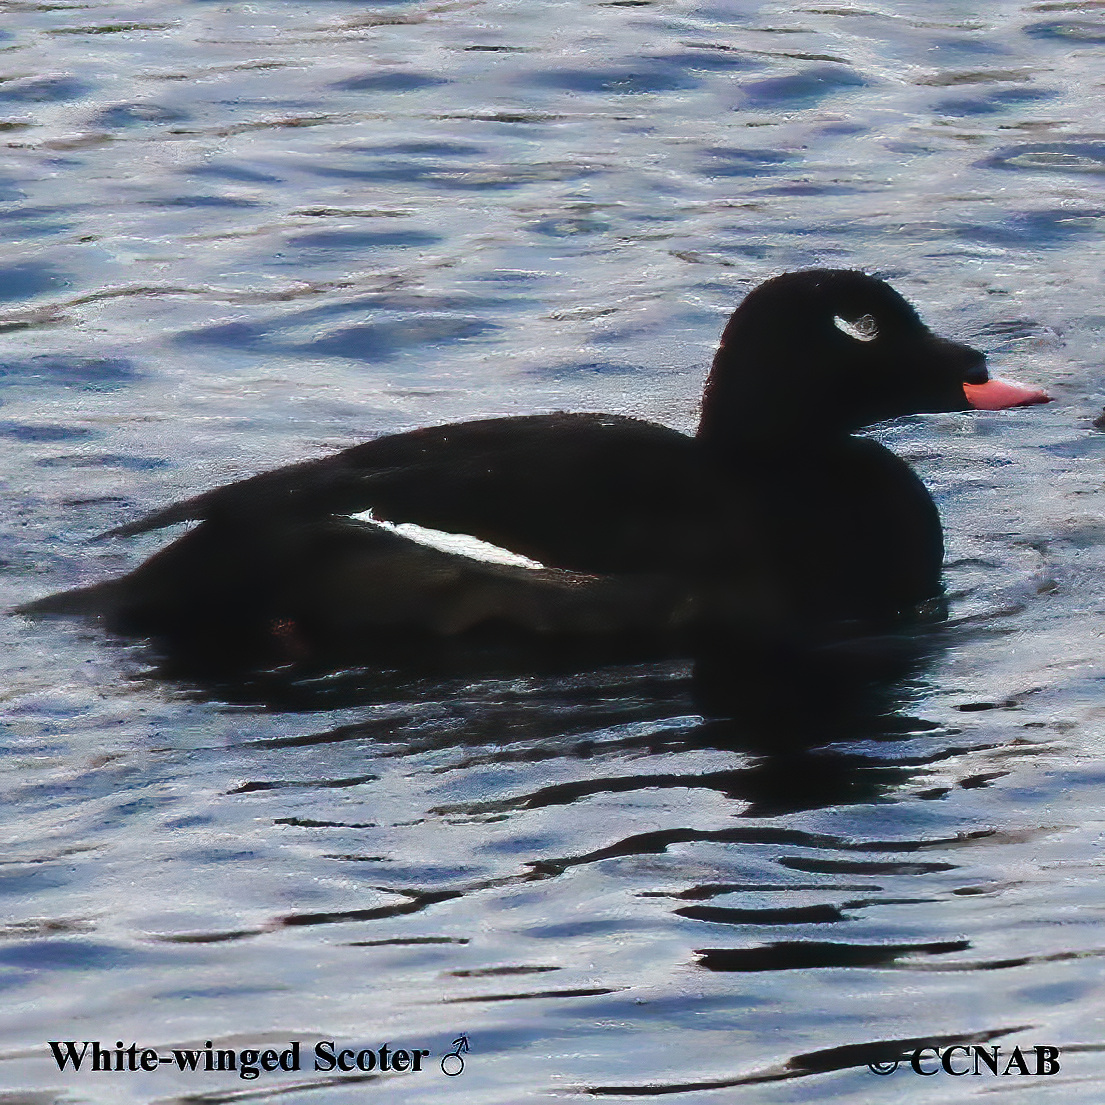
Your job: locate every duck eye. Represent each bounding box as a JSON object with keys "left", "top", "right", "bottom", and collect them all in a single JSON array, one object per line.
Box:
[{"left": 833, "top": 314, "right": 878, "bottom": 342}]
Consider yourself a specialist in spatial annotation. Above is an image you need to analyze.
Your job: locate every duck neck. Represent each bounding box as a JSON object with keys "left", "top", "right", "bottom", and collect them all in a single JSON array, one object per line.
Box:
[{"left": 695, "top": 346, "right": 849, "bottom": 465}]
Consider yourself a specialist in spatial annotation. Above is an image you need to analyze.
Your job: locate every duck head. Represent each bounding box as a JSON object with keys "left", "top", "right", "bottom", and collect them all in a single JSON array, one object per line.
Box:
[{"left": 697, "top": 269, "right": 1049, "bottom": 450}]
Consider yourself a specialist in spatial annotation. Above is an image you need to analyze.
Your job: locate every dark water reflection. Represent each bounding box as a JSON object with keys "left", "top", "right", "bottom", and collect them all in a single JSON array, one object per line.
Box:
[{"left": 2, "top": 0, "right": 1105, "bottom": 1101}]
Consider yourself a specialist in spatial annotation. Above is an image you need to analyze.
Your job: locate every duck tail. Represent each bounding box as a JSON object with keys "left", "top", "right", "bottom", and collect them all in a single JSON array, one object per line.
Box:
[{"left": 13, "top": 580, "right": 122, "bottom": 619}]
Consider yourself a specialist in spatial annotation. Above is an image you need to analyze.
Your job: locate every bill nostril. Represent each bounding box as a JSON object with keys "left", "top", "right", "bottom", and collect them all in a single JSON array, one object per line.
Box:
[
  {"left": 959, "top": 346, "right": 988, "bottom": 385},
  {"left": 929, "top": 337, "right": 988, "bottom": 384},
  {"left": 964, "top": 359, "right": 988, "bottom": 385}
]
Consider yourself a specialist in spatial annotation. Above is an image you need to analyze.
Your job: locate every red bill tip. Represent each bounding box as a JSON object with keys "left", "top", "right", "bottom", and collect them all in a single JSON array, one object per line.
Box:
[{"left": 963, "top": 378, "right": 1051, "bottom": 411}]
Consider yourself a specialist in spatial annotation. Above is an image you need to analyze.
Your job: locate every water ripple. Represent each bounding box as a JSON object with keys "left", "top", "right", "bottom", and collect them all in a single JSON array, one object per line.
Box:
[{"left": 2, "top": 2, "right": 1103, "bottom": 1098}]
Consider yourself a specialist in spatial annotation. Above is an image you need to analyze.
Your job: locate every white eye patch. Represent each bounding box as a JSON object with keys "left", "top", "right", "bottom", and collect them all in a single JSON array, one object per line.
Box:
[{"left": 833, "top": 313, "right": 879, "bottom": 342}]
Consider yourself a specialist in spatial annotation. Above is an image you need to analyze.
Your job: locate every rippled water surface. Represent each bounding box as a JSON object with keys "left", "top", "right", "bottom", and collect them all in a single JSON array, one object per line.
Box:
[{"left": 2, "top": 1, "right": 1105, "bottom": 1101}]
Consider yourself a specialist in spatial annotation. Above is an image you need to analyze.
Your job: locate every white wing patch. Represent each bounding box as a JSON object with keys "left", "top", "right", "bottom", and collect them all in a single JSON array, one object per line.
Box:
[
  {"left": 833, "top": 313, "right": 879, "bottom": 342},
  {"left": 350, "top": 510, "right": 547, "bottom": 569}
]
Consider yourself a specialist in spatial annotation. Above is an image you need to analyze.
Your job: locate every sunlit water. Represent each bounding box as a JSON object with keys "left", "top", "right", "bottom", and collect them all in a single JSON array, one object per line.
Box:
[{"left": 1, "top": 1, "right": 1104, "bottom": 1102}]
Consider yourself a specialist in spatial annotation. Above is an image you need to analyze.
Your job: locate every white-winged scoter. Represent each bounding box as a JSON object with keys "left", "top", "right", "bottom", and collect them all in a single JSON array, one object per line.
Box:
[{"left": 19, "top": 269, "right": 1049, "bottom": 658}]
